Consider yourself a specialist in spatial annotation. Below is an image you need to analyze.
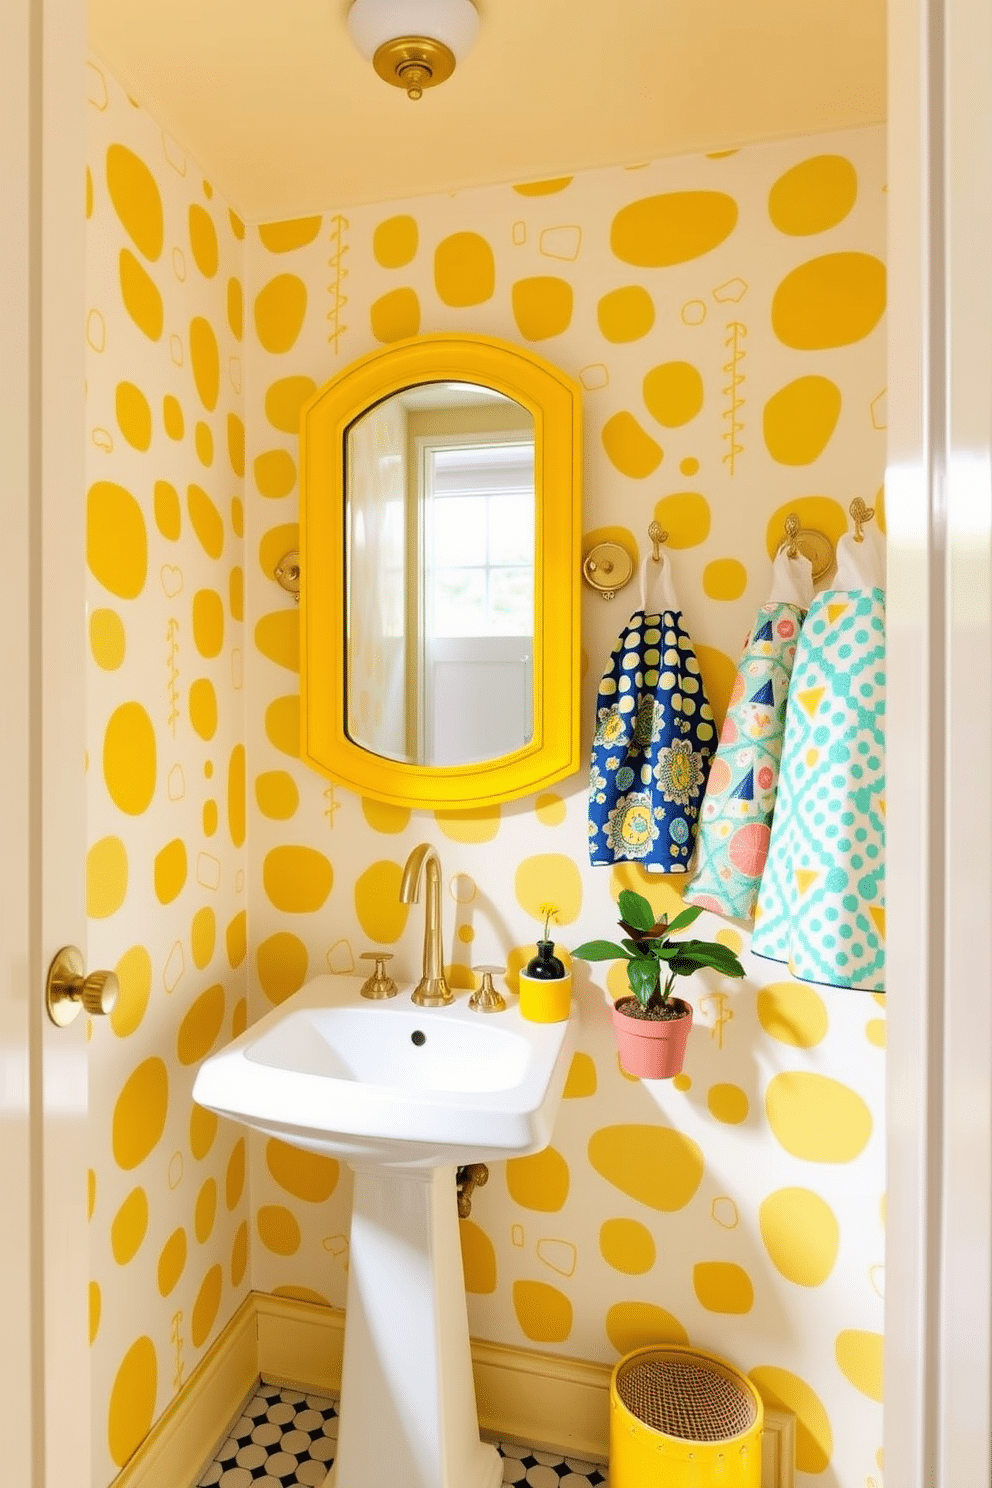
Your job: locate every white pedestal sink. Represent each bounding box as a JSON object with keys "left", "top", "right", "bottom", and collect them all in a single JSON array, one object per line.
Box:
[{"left": 193, "top": 974, "right": 577, "bottom": 1488}]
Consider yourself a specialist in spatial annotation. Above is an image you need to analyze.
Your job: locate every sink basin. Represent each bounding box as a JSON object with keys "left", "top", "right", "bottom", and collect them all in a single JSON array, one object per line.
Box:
[
  {"left": 193, "top": 971, "right": 576, "bottom": 1167},
  {"left": 193, "top": 971, "right": 578, "bottom": 1488}
]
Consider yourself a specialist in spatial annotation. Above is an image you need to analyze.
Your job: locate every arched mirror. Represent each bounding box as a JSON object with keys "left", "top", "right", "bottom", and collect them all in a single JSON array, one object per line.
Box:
[{"left": 300, "top": 334, "right": 582, "bottom": 809}]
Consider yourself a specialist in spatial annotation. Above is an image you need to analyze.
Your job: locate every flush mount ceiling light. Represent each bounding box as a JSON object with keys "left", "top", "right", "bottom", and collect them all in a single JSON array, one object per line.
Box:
[{"left": 347, "top": 0, "right": 480, "bottom": 100}]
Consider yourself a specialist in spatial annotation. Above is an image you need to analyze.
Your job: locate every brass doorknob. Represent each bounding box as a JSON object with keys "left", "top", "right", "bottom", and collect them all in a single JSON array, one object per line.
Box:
[{"left": 45, "top": 945, "right": 119, "bottom": 1027}]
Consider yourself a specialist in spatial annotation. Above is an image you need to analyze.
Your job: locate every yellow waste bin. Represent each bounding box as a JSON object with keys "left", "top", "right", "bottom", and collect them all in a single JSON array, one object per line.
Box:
[{"left": 610, "top": 1344, "right": 763, "bottom": 1487}]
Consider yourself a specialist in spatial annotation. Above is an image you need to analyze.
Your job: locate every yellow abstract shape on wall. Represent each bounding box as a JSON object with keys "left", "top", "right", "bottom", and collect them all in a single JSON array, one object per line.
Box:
[
  {"left": 256, "top": 771, "right": 299, "bottom": 820},
  {"left": 189, "top": 316, "right": 220, "bottom": 410},
  {"left": 87, "top": 835, "right": 128, "bottom": 918},
  {"left": 266, "top": 1138, "right": 340, "bottom": 1203},
  {"left": 435, "top": 232, "right": 496, "bottom": 307},
  {"left": 260, "top": 523, "right": 300, "bottom": 580},
  {"left": 460, "top": 1219, "right": 497, "bottom": 1293},
  {"left": 163, "top": 395, "right": 184, "bottom": 440},
  {"left": 265, "top": 376, "right": 317, "bottom": 436},
  {"left": 768, "top": 155, "right": 858, "bottom": 236},
  {"left": 772, "top": 252, "right": 886, "bottom": 350},
  {"left": 85, "top": 166, "right": 93, "bottom": 220},
  {"left": 693, "top": 1261, "right": 754, "bottom": 1314},
  {"left": 835, "top": 1329, "right": 884, "bottom": 1402},
  {"left": 867, "top": 1018, "right": 886, "bottom": 1048},
  {"left": 195, "top": 1178, "right": 218, "bottom": 1245},
  {"left": 265, "top": 695, "right": 301, "bottom": 757},
  {"left": 703, "top": 559, "right": 748, "bottom": 601},
  {"left": 255, "top": 273, "right": 309, "bottom": 353},
  {"left": 757, "top": 981, "right": 828, "bottom": 1047},
  {"left": 255, "top": 448, "right": 298, "bottom": 501},
  {"left": 374, "top": 214, "right": 418, "bottom": 267},
  {"left": 254, "top": 612, "right": 300, "bottom": 673},
  {"left": 106, "top": 144, "right": 163, "bottom": 260},
  {"left": 107, "top": 1336, "right": 158, "bottom": 1467},
  {"left": 763, "top": 376, "right": 842, "bottom": 465},
  {"left": 506, "top": 1147, "right": 570, "bottom": 1212},
  {"left": 88, "top": 1280, "right": 101, "bottom": 1343},
  {"left": 257, "top": 1204, "right": 302, "bottom": 1256},
  {"left": 370, "top": 287, "right": 421, "bottom": 343},
  {"left": 764, "top": 496, "right": 848, "bottom": 563},
  {"left": 515, "top": 852, "right": 583, "bottom": 925},
  {"left": 190, "top": 908, "right": 216, "bottom": 974},
  {"left": 194, "top": 421, "right": 213, "bottom": 466},
  {"left": 226, "top": 911, "right": 247, "bottom": 972},
  {"left": 103, "top": 701, "right": 157, "bottom": 816},
  {"left": 597, "top": 285, "right": 655, "bottom": 343},
  {"left": 694, "top": 645, "right": 736, "bottom": 730},
  {"left": 749, "top": 1365, "right": 833, "bottom": 1474},
  {"left": 232, "top": 1000, "right": 248, "bottom": 1038},
  {"left": 263, "top": 845, "right": 332, "bottom": 913},
  {"left": 361, "top": 797, "right": 409, "bottom": 833},
  {"left": 154, "top": 480, "right": 181, "bottom": 540},
  {"left": 653, "top": 491, "right": 711, "bottom": 549},
  {"left": 611, "top": 192, "right": 738, "bottom": 267},
  {"left": 231, "top": 1223, "right": 248, "bottom": 1287},
  {"left": 759, "top": 1187, "right": 839, "bottom": 1287},
  {"left": 187, "top": 483, "right": 224, "bottom": 559},
  {"left": 202, "top": 800, "right": 218, "bottom": 837},
  {"left": 563, "top": 1052, "right": 597, "bottom": 1098},
  {"left": 257, "top": 932, "right": 310, "bottom": 1006},
  {"left": 115, "top": 381, "right": 152, "bottom": 451},
  {"left": 707, "top": 1083, "right": 749, "bottom": 1124},
  {"left": 227, "top": 412, "right": 245, "bottom": 477},
  {"left": 610, "top": 863, "right": 685, "bottom": 922},
  {"left": 119, "top": 249, "right": 163, "bottom": 340},
  {"left": 229, "top": 565, "right": 244, "bottom": 622},
  {"left": 601, "top": 411, "right": 663, "bottom": 479},
  {"left": 435, "top": 804, "right": 501, "bottom": 842},
  {"left": 226, "top": 1138, "right": 246, "bottom": 1210},
  {"left": 513, "top": 177, "right": 572, "bottom": 195},
  {"left": 644, "top": 361, "right": 704, "bottom": 428},
  {"left": 513, "top": 1280, "right": 573, "bottom": 1342},
  {"left": 154, "top": 838, "right": 188, "bottom": 905},
  {"left": 192, "top": 590, "right": 224, "bottom": 659},
  {"left": 110, "top": 945, "right": 151, "bottom": 1038},
  {"left": 355, "top": 860, "right": 410, "bottom": 943},
  {"left": 599, "top": 1217, "right": 656, "bottom": 1274},
  {"left": 90, "top": 608, "right": 126, "bottom": 671},
  {"left": 188, "top": 203, "right": 218, "bottom": 277},
  {"left": 189, "top": 678, "right": 218, "bottom": 741},
  {"left": 259, "top": 215, "right": 323, "bottom": 252},
  {"left": 228, "top": 744, "right": 246, "bottom": 849},
  {"left": 191, "top": 1264, "right": 223, "bottom": 1348},
  {"left": 589, "top": 1125, "right": 704, "bottom": 1211},
  {"left": 88, "top": 481, "right": 147, "bottom": 599},
  {"left": 606, "top": 1302, "right": 688, "bottom": 1355},
  {"left": 175, "top": 979, "right": 223, "bottom": 1064},
  {"left": 227, "top": 277, "right": 243, "bottom": 340},
  {"left": 112, "top": 1057, "right": 168, "bottom": 1169},
  {"left": 229, "top": 209, "right": 245, "bottom": 240},
  {"left": 535, "top": 792, "right": 566, "bottom": 826},
  {"left": 511, "top": 276, "right": 573, "bottom": 340},
  {"left": 110, "top": 1186, "right": 148, "bottom": 1265},
  {"left": 766, "top": 1072, "right": 873, "bottom": 1162},
  {"left": 190, "top": 1105, "right": 218, "bottom": 1161},
  {"left": 157, "top": 1229, "right": 187, "bottom": 1297}
]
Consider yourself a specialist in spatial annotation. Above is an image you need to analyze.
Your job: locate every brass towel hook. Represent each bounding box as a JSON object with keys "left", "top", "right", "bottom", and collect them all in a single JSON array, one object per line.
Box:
[
  {"left": 783, "top": 512, "right": 802, "bottom": 559},
  {"left": 777, "top": 512, "right": 835, "bottom": 582},
  {"left": 849, "top": 497, "right": 876, "bottom": 543},
  {"left": 648, "top": 520, "right": 668, "bottom": 563}
]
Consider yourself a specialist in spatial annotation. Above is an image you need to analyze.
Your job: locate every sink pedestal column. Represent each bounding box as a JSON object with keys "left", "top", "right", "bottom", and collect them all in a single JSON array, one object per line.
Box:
[{"left": 327, "top": 1162, "right": 502, "bottom": 1488}]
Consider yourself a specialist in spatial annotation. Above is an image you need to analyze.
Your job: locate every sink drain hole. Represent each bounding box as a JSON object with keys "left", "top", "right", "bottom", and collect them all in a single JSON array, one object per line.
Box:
[{"left": 411, "top": 1030, "right": 426, "bottom": 1046}]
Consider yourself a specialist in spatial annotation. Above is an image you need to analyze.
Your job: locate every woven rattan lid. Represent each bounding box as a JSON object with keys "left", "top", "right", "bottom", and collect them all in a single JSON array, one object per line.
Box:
[{"left": 615, "top": 1351, "right": 758, "bottom": 1444}]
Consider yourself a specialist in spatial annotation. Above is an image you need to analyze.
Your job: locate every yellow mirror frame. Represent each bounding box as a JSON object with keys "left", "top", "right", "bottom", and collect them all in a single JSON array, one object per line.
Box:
[{"left": 299, "top": 333, "right": 582, "bottom": 810}]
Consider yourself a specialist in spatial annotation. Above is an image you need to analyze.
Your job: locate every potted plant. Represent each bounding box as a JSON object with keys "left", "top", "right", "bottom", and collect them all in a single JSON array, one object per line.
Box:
[{"left": 571, "top": 889, "right": 746, "bottom": 1078}]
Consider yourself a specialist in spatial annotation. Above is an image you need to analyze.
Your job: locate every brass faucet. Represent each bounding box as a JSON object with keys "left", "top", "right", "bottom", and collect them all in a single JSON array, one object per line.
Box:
[{"left": 399, "top": 843, "right": 453, "bottom": 1006}]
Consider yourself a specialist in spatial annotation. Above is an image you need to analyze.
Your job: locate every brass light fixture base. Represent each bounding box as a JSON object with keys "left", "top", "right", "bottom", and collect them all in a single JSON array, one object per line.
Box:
[{"left": 372, "top": 36, "right": 456, "bottom": 98}]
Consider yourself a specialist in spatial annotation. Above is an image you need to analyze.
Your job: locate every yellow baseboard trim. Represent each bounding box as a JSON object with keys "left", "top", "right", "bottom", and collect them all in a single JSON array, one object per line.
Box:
[{"left": 115, "top": 1291, "right": 795, "bottom": 1488}]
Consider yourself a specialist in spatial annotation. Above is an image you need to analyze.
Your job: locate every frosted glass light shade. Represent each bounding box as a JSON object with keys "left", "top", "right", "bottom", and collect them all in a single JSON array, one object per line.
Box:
[{"left": 347, "top": 0, "right": 480, "bottom": 62}]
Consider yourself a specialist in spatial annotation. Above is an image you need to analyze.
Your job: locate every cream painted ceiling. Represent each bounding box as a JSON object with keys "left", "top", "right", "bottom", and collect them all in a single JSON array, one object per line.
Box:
[{"left": 88, "top": 0, "right": 886, "bottom": 223}]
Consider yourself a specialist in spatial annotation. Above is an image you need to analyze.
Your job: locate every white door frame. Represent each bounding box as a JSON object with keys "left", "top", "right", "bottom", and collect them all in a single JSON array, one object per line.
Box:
[
  {"left": 0, "top": 0, "right": 90, "bottom": 1484},
  {"left": 886, "top": 0, "right": 992, "bottom": 1481}
]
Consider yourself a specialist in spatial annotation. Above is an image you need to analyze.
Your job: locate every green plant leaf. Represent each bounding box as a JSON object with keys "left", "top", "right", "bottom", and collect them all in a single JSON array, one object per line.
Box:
[
  {"left": 571, "top": 939, "right": 628, "bottom": 962},
  {"left": 666, "top": 905, "right": 704, "bottom": 933},
  {"left": 620, "top": 938, "right": 642, "bottom": 956},
  {"left": 617, "top": 889, "right": 655, "bottom": 932},
  {"left": 626, "top": 957, "right": 660, "bottom": 1006}
]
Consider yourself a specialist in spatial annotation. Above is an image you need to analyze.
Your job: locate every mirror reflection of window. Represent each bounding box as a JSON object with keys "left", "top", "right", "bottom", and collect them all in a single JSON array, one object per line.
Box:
[{"left": 345, "top": 382, "right": 535, "bottom": 768}]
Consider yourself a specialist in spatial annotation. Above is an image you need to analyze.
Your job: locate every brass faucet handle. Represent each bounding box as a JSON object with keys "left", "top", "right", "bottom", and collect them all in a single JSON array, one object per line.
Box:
[
  {"left": 469, "top": 964, "right": 507, "bottom": 1014},
  {"left": 359, "top": 952, "right": 398, "bottom": 1000}
]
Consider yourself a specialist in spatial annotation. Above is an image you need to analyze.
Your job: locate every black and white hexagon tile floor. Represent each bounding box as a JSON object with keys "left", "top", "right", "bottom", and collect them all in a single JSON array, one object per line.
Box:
[{"left": 197, "top": 1382, "right": 609, "bottom": 1487}]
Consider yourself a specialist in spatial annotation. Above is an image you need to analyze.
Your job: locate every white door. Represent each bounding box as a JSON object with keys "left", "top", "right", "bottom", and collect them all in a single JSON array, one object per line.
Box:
[{"left": 1, "top": 0, "right": 91, "bottom": 1484}]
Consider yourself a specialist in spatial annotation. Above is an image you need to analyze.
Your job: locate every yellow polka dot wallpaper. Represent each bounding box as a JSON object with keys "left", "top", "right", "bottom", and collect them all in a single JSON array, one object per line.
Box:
[
  {"left": 85, "top": 62, "right": 248, "bottom": 1487},
  {"left": 245, "top": 129, "right": 886, "bottom": 1488}
]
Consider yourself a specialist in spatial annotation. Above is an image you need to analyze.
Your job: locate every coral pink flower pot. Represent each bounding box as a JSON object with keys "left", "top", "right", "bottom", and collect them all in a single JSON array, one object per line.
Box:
[{"left": 612, "top": 997, "right": 693, "bottom": 1079}]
